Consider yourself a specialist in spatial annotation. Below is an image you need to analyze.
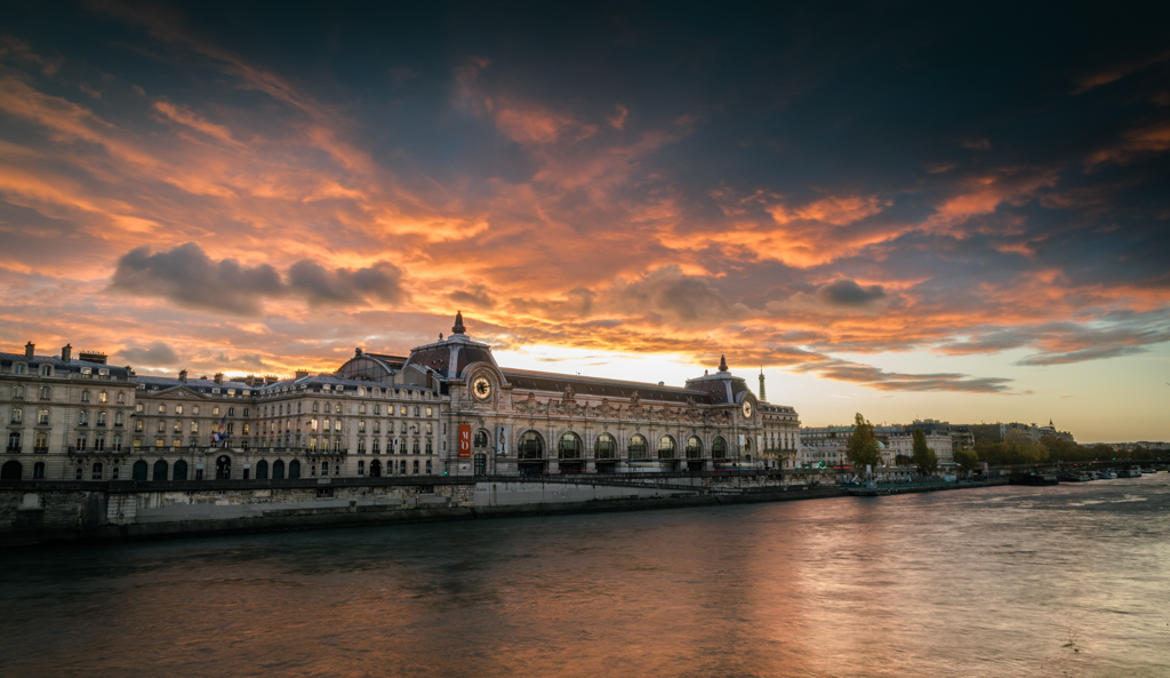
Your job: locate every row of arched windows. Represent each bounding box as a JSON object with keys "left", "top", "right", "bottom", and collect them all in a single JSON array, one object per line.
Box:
[{"left": 514, "top": 431, "right": 729, "bottom": 460}]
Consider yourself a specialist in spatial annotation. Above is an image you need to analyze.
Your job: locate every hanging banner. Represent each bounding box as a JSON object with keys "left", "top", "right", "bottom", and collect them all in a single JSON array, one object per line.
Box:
[{"left": 458, "top": 424, "right": 471, "bottom": 458}]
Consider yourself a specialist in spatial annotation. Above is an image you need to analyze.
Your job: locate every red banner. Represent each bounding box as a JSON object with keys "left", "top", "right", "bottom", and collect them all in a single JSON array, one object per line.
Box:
[{"left": 458, "top": 424, "right": 471, "bottom": 458}]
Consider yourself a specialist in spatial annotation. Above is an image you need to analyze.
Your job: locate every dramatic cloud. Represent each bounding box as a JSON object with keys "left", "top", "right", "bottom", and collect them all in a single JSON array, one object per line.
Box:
[
  {"left": 115, "top": 341, "right": 180, "bottom": 366},
  {"left": 792, "top": 359, "right": 1013, "bottom": 394},
  {"left": 2, "top": 3, "right": 1169, "bottom": 439},
  {"left": 111, "top": 243, "right": 405, "bottom": 313},
  {"left": 286, "top": 260, "right": 406, "bottom": 307},
  {"left": 449, "top": 285, "right": 496, "bottom": 309},
  {"left": 819, "top": 279, "right": 886, "bottom": 306},
  {"left": 110, "top": 243, "right": 282, "bottom": 314}
]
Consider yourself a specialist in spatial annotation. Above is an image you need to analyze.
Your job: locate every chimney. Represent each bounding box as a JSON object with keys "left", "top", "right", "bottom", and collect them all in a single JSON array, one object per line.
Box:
[
  {"left": 179, "top": 369, "right": 188, "bottom": 383},
  {"left": 265, "top": 375, "right": 279, "bottom": 385},
  {"left": 295, "top": 369, "right": 309, "bottom": 379},
  {"left": 213, "top": 372, "right": 224, "bottom": 384},
  {"left": 61, "top": 344, "right": 72, "bottom": 362},
  {"left": 24, "top": 342, "right": 34, "bottom": 358}
]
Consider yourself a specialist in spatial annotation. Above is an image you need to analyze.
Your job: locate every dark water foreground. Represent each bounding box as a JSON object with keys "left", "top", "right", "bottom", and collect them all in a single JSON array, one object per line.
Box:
[{"left": 1, "top": 475, "right": 1168, "bottom": 677}]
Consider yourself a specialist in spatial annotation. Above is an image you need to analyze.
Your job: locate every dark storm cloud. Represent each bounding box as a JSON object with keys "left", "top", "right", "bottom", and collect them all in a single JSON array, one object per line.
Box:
[
  {"left": 112, "top": 243, "right": 406, "bottom": 313},
  {"left": 819, "top": 279, "right": 886, "bottom": 306},
  {"left": 113, "top": 341, "right": 179, "bottom": 366},
  {"left": 287, "top": 260, "right": 405, "bottom": 307},
  {"left": 110, "top": 243, "right": 282, "bottom": 314}
]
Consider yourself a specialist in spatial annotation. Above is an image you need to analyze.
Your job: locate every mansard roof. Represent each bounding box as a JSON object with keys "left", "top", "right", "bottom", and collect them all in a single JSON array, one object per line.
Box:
[
  {"left": 0, "top": 351, "right": 132, "bottom": 378},
  {"left": 500, "top": 368, "right": 716, "bottom": 405}
]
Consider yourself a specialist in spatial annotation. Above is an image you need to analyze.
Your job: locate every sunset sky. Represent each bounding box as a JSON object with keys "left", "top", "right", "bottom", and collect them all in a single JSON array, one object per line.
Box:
[{"left": 2, "top": 2, "right": 1168, "bottom": 442}]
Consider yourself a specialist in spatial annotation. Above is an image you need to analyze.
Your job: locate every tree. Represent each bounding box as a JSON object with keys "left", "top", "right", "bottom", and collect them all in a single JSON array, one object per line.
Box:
[
  {"left": 912, "top": 429, "right": 938, "bottom": 476},
  {"left": 846, "top": 413, "right": 882, "bottom": 472},
  {"left": 954, "top": 447, "right": 979, "bottom": 477}
]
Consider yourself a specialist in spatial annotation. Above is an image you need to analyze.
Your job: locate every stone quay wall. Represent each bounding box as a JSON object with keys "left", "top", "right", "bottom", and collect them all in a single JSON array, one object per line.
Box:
[{"left": 0, "top": 470, "right": 841, "bottom": 546}]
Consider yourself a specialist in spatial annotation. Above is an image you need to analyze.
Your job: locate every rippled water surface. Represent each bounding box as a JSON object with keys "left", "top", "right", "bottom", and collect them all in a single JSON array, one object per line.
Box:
[{"left": 2, "top": 475, "right": 1169, "bottom": 677}]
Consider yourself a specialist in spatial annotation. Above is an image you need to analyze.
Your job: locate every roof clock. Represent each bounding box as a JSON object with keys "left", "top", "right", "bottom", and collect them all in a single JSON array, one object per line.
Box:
[
  {"left": 742, "top": 399, "right": 753, "bottom": 419},
  {"left": 472, "top": 375, "right": 492, "bottom": 400}
]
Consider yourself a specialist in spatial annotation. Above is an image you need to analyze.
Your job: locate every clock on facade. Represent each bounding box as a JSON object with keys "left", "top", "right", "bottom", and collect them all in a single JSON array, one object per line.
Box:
[
  {"left": 472, "top": 376, "right": 492, "bottom": 400},
  {"left": 742, "top": 400, "right": 753, "bottom": 418}
]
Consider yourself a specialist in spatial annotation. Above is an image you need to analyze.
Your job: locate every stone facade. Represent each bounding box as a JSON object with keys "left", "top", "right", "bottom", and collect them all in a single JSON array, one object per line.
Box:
[{"left": 1, "top": 314, "right": 801, "bottom": 481}]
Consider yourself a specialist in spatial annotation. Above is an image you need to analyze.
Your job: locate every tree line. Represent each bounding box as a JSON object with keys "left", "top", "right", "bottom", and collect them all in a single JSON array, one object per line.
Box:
[{"left": 845, "top": 412, "right": 1169, "bottom": 476}]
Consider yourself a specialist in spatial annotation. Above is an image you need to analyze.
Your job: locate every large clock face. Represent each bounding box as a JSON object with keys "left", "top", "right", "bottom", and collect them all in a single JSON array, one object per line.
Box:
[
  {"left": 742, "top": 400, "right": 753, "bottom": 418},
  {"left": 472, "top": 376, "right": 492, "bottom": 400}
]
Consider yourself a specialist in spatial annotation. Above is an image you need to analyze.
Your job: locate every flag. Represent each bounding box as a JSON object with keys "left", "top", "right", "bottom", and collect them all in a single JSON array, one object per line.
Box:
[{"left": 211, "top": 413, "right": 230, "bottom": 444}]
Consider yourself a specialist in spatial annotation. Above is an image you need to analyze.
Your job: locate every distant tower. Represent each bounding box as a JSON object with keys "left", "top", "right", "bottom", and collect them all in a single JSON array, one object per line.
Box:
[
  {"left": 452, "top": 310, "right": 466, "bottom": 335},
  {"left": 758, "top": 368, "right": 766, "bottom": 402}
]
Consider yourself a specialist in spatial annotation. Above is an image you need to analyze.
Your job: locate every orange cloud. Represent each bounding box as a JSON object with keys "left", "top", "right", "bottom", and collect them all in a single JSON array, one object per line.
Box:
[
  {"left": 769, "top": 194, "right": 889, "bottom": 226},
  {"left": 152, "top": 100, "right": 240, "bottom": 146}
]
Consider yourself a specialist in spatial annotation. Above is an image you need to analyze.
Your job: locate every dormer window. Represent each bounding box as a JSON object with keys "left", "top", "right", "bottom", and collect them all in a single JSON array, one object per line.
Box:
[
  {"left": 40, "top": 364, "right": 52, "bottom": 377},
  {"left": 13, "top": 363, "right": 26, "bottom": 375}
]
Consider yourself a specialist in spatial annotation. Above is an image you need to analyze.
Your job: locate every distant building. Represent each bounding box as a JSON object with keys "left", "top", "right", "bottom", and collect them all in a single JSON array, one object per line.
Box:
[
  {"left": 800, "top": 419, "right": 967, "bottom": 468},
  {"left": 1, "top": 313, "right": 801, "bottom": 481}
]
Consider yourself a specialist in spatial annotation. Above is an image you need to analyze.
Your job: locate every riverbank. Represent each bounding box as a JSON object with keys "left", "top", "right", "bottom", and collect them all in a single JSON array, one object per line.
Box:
[{"left": 1, "top": 474, "right": 1001, "bottom": 547}]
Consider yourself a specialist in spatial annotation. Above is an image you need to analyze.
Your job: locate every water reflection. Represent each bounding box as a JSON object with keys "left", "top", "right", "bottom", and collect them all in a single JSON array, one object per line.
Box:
[{"left": 2, "top": 476, "right": 1169, "bottom": 676}]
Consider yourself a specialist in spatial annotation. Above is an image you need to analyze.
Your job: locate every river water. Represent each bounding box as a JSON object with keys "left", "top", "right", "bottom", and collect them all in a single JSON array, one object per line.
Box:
[{"left": 2, "top": 474, "right": 1168, "bottom": 677}]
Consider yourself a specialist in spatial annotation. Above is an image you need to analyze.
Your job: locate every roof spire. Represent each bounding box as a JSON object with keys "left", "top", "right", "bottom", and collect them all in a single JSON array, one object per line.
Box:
[
  {"left": 718, "top": 354, "right": 728, "bottom": 372},
  {"left": 758, "top": 367, "right": 766, "bottom": 402},
  {"left": 452, "top": 310, "right": 466, "bottom": 335}
]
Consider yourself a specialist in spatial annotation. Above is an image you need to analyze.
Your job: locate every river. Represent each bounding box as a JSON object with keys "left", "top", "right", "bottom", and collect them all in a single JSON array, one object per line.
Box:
[{"left": 2, "top": 474, "right": 1168, "bottom": 677}]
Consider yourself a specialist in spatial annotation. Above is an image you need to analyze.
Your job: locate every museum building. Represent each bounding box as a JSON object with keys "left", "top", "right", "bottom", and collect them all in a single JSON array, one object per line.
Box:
[{"left": 0, "top": 313, "right": 800, "bottom": 481}]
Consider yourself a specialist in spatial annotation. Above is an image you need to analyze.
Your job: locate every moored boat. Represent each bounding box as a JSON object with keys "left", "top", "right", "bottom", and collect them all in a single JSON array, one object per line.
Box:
[{"left": 1010, "top": 472, "right": 1059, "bottom": 486}]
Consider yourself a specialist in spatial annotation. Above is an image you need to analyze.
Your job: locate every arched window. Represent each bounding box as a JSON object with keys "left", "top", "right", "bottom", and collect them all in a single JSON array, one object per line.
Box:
[
  {"left": 288, "top": 459, "right": 301, "bottom": 479},
  {"left": 272, "top": 459, "right": 285, "bottom": 480},
  {"left": 558, "top": 432, "right": 582, "bottom": 459},
  {"left": 92, "top": 462, "right": 104, "bottom": 480},
  {"left": 7, "top": 431, "right": 20, "bottom": 453},
  {"left": 256, "top": 460, "right": 269, "bottom": 480},
  {"left": 152, "top": 460, "right": 168, "bottom": 481},
  {"left": 474, "top": 429, "right": 489, "bottom": 447},
  {"left": 425, "top": 460, "right": 432, "bottom": 474},
  {"left": 518, "top": 430, "right": 544, "bottom": 459},
  {"left": 357, "top": 460, "right": 364, "bottom": 475},
  {"left": 412, "top": 439, "right": 420, "bottom": 454},
  {"left": 321, "top": 461, "right": 329, "bottom": 476},
  {"left": 370, "top": 459, "right": 382, "bottom": 477},
  {"left": 657, "top": 435, "right": 676, "bottom": 459},
  {"left": 215, "top": 455, "right": 231, "bottom": 480},
  {"left": 628, "top": 434, "right": 648, "bottom": 460},
  {"left": 173, "top": 460, "right": 188, "bottom": 481},
  {"left": 712, "top": 436, "right": 727, "bottom": 459},
  {"left": 594, "top": 433, "right": 616, "bottom": 459},
  {"left": 132, "top": 460, "right": 147, "bottom": 481},
  {"left": 686, "top": 436, "right": 703, "bottom": 458},
  {"left": 33, "top": 462, "right": 45, "bottom": 479}
]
